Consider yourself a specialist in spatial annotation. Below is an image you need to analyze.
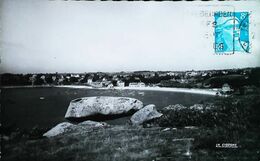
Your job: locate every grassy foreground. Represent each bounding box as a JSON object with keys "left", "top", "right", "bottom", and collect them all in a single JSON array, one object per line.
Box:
[{"left": 2, "top": 95, "right": 260, "bottom": 161}]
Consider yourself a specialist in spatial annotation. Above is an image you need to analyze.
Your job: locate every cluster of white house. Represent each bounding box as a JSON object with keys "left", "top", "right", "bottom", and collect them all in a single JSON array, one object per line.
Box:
[
  {"left": 87, "top": 78, "right": 146, "bottom": 88},
  {"left": 30, "top": 74, "right": 235, "bottom": 92},
  {"left": 28, "top": 73, "right": 147, "bottom": 88},
  {"left": 29, "top": 72, "right": 249, "bottom": 95}
]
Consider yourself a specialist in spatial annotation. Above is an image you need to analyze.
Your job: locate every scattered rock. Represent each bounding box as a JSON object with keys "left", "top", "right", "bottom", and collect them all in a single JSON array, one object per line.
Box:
[
  {"left": 189, "top": 104, "right": 203, "bottom": 110},
  {"left": 161, "top": 128, "right": 171, "bottom": 132},
  {"left": 204, "top": 103, "right": 215, "bottom": 110},
  {"left": 163, "top": 104, "right": 186, "bottom": 111},
  {"left": 65, "top": 97, "right": 143, "bottom": 120},
  {"left": 130, "top": 104, "right": 163, "bottom": 125},
  {"left": 3, "top": 135, "right": 10, "bottom": 141},
  {"left": 184, "top": 126, "right": 199, "bottom": 129}
]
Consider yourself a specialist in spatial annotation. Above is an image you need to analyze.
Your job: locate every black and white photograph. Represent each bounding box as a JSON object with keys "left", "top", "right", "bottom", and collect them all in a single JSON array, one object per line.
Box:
[{"left": 0, "top": 0, "right": 260, "bottom": 160}]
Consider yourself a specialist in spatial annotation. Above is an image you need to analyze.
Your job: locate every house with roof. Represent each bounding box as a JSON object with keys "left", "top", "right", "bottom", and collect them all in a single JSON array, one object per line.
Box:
[{"left": 129, "top": 82, "right": 145, "bottom": 87}]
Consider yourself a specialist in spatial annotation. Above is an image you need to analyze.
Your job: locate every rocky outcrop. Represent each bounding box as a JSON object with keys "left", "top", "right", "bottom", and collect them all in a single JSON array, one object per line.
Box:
[
  {"left": 130, "top": 104, "right": 163, "bottom": 125},
  {"left": 163, "top": 104, "right": 210, "bottom": 111},
  {"left": 189, "top": 104, "right": 204, "bottom": 110},
  {"left": 144, "top": 104, "right": 215, "bottom": 128},
  {"left": 145, "top": 102, "right": 248, "bottom": 129},
  {"left": 65, "top": 97, "right": 143, "bottom": 120},
  {"left": 43, "top": 121, "right": 109, "bottom": 138}
]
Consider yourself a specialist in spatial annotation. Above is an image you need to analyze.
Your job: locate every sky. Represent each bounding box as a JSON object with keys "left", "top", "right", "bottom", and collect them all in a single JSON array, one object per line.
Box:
[{"left": 1, "top": 0, "right": 260, "bottom": 73}]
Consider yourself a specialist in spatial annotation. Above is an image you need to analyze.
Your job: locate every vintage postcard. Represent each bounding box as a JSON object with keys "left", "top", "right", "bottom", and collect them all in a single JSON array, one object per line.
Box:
[{"left": 0, "top": 0, "right": 260, "bottom": 161}]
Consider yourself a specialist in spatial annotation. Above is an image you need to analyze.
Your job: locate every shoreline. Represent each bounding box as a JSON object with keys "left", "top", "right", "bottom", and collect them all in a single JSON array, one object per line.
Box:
[{"left": 1, "top": 85, "right": 220, "bottom": 96}]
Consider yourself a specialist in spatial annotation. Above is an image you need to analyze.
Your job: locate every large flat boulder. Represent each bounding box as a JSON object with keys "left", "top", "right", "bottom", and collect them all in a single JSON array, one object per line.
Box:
[
  {"left": 65, "top": 96, "right": 143, "bottom": 120},
  {"left": 130, "top": 104, "right": 163, "bottom": 125},
  {"left": 43, "top": 122, "right": 76, "bottom": 137}
]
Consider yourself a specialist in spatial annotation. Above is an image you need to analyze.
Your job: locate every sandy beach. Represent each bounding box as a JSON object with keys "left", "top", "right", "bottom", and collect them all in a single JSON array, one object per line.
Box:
[{"left": 2, "top": 85, "right": 220, "bottom": 96}]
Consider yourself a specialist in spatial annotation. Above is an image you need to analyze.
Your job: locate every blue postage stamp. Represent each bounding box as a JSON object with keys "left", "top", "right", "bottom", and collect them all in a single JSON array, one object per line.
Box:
[{"left": 214, "top": 11, "right": 250, "bottom": 54}]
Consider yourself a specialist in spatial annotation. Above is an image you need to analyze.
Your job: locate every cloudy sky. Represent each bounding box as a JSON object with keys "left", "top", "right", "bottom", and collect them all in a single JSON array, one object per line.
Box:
[{"left": 1, "top": 0, "right": 260, "bottom": 73}]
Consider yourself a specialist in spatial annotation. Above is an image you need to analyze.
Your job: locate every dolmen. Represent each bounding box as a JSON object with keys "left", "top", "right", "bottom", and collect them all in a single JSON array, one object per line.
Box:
[{"left": 43, "top": 96, "right": 163, "bottom": 138}]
